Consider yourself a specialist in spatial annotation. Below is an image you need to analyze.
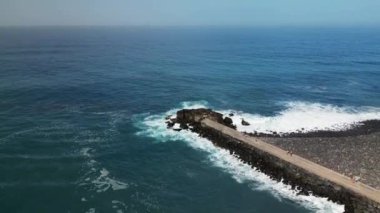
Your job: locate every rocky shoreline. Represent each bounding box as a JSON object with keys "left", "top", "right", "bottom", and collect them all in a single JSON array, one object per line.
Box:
[{"left": 166, "top": 108, "right": 380, "bottom": 213}]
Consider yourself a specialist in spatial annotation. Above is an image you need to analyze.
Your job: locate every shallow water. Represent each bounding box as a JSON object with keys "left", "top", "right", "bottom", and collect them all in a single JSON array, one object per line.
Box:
[{"left": 1, "top": 26, "right": 379, "bottom": 212}]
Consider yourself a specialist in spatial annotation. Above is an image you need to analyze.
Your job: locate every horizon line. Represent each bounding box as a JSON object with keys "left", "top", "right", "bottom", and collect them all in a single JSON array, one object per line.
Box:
[{"left": 1, "top": 24, "right": 380, "bottom": 28}]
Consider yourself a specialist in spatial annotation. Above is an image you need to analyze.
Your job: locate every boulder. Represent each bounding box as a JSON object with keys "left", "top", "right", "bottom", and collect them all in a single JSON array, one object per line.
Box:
[
  {"left": 241, "top": 119, "right": 250, "bottom": 126},
  {"left": 223, "top": 117, "right": 233, "bottom": 126},
  {"left": 223, "top": 117, "right": 236, "bottom": 129},
  {"left": 166, "top": 121, "right": 175, "bottom": 128}
]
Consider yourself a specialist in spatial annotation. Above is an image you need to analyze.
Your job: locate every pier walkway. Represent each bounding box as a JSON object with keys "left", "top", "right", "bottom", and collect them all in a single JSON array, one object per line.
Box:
[{"left": 202, "top": 118, "right": 380, "bottom": 204}]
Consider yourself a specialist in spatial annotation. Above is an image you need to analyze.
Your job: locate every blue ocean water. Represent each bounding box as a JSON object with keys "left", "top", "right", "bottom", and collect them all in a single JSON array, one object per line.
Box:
[{"left": 0, "top": 26, "right": 379, "bottom": 212}]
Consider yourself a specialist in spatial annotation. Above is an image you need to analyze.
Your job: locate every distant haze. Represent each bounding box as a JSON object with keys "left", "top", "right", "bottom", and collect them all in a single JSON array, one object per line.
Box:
[{"left": 1, "top": 0, "right": 380, "bottom": 27}]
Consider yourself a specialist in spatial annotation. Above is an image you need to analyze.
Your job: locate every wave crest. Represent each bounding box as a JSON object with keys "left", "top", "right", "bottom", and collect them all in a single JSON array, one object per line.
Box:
[{"left": 222, "top": 101, "right": 380, "bottom": 134}]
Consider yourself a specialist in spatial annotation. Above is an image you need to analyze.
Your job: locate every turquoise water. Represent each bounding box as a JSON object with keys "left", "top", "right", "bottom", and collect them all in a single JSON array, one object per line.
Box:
[{"left": 1, "top": 27, "right": 379, "bottom": 212}]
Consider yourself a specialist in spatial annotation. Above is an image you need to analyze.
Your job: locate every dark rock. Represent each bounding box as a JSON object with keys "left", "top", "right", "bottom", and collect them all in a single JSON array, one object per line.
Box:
[
  {"left": 165, "top": 115, "right": 171, "bottom": 120},
  {"left": 229, "top": 113, "right": 234, "bottom": 117},
  {"left": 223, "top": 117, "right": 236, "bottom": 129},
  {"left": 176, "top": 108, "right": 224, "bottom": 125},
  {"left": 223, "top": 117, "right": 233, "bottom": 125},
  {"left": 166, "top": 121, "right": 175, "bottom": 128},
  {"left": 180, "top": 123, "right": 189, "bottom": 130},
  {"left": 241, "top": 119, "right": 250, "bottom": 126}
]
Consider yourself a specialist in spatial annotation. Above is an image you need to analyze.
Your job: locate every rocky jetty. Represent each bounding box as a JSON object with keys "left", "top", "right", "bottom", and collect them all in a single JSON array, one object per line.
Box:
[
  {"left": 166, "top": 108, "right": 380, "bottom": 213},
  {"left": 262, "top": 132, "right": 380, "bottom": 190}
]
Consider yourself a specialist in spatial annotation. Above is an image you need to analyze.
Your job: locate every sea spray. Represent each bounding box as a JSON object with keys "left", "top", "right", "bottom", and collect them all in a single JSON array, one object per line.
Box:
[{"left": 221, "top": 101, "right": 380, "bottom": 134}]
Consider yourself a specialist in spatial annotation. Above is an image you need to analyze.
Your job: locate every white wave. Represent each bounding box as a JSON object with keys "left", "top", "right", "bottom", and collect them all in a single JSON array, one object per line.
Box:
[
  {"left": 80, "top": 147, "right": 92, "bottom": 157},
  {"left": 112, "top": 200, "right": 128, "bottom": 213},
  {"left": 173, "top": 123, "right": 181, "bottom": 129},
  {"left": 135, "top": 101, "right": 345, "bottom": 213},
  {"left": 80, "top": 147, "right": 129, "bottom": 193},
  {"left": 91, "top": 168, "right": 129, "bottom": 193},
  {"left": 221, "top": 102, "right": 380, "bottom": 134},
  {"left": 85, "top": 208, "right": 96, "bottom": 213},
  {"left": 76, "top": 110, "right": 132, "bottom": 195}
]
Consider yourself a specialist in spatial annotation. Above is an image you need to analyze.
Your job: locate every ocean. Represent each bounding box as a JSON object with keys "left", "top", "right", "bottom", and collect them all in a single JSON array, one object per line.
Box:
[{"left": 0, "top": 26, "right": 379, "bottom": 213}]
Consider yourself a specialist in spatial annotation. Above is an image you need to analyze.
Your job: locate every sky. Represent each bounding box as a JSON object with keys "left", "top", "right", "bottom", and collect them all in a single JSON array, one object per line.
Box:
[{"left": 0, "top": 0, "right": 380, "bottom": 27}]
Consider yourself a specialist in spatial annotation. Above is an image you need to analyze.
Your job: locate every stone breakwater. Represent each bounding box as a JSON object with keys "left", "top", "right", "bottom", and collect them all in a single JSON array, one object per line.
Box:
[
  {"left": 167, "top": 108, "right": 380, "bottom": 213},
  {"left": 262, "top": 132, "right": 380, "bottom": 191}
]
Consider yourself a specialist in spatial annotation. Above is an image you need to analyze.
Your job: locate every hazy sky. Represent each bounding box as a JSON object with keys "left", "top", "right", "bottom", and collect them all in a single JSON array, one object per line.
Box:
[{"left": 1, "top": 0, "right": 380, "bottom": 26}]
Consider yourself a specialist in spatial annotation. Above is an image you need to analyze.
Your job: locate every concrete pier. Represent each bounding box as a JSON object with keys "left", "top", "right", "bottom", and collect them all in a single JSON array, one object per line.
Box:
[
  {"left": 172, "top": 109, "right": 380, "bottom": 212},
  {"left": 203, "top": 119, "right": 380, "bottom": 211}
]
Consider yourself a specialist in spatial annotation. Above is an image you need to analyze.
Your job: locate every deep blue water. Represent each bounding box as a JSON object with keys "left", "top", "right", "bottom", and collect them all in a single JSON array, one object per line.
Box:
[{"left": 0, "top": 27, "right": 379, "bottom": 212}]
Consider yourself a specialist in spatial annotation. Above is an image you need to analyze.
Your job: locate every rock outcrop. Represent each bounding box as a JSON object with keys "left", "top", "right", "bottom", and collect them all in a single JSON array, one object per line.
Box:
[
  {"left": 241, "top": 119, "right": 250, "bottom": 126},
  {"left": 174, "top": 108, "right": 236, "bottom": 129},
  {"left": 223, "top": 117, "right": 233, "bottom": 126}
]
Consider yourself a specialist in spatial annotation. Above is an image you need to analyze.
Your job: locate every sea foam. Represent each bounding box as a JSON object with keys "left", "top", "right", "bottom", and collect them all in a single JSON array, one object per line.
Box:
[
  {"left": 80, "top": 147, "right": 129, "bottom": 193},
  {"left": 135, "top": 101, "right": 350, "bottom": 213},
  {"left": 221, "top": 101, "right": 380, "bottom": 134}
]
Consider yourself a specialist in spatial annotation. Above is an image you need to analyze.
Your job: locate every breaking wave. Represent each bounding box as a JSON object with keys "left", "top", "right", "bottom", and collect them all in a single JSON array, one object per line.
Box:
[
  {"left": 134, "top": 101, "right": 349, "bottom": 213},
  {"left": 221, "top": 101, "right": 380, "bottom": 134}
]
